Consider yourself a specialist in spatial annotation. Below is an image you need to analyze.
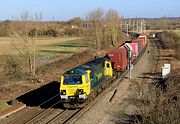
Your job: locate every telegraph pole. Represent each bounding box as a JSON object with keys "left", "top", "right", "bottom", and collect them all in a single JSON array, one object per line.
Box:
[
  {"left": 141, "top": 21, "right": 143, "bottom": 33},
  {"left": 133, "top": 20, "right": 135, "bottom": 33},
  {"left": 137, "top": 20, "right": 138, "bottom": 33},
  {"left": 124, "top": 21, "right": 127, "bottom": 31},
  {"left": 126, "top": 24, "right": 129, "bottom": 36},
  {"left": 129, "top": 51, "right": 132, "bottom": 79},
  {"left": 144, "top": 23, "right": 146, "bottom": 32}
]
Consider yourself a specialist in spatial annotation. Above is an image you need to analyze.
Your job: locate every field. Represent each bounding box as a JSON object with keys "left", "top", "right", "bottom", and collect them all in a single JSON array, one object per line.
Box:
[
  {"left": 173, "top": 30, "right": 180, "bottom": 36},
  {"left": 39, "top": 38, "right": 89, "bottom": 58},
  {"left": 0, "top": 37, "right": 89, "bottom": 57},
  {"left": 0, "top": 36, "right": 90, "bottom": 87},
  {"left": 0, "top": 37, "right": 91, "bottom": 67}
]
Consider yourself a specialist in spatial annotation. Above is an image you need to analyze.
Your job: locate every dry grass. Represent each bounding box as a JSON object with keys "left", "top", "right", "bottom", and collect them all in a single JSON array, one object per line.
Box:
[{"left": 172, "top": 30, "right": 180, "bottom": 36}]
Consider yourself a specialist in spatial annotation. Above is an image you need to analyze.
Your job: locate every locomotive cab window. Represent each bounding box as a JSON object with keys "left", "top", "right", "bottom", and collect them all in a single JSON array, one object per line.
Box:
[
  {"left": 64, "top": 75, "right": 82, "bottom": 85},
  {"left": 106, "top": 63, "right": 110, "bottom": 68}
]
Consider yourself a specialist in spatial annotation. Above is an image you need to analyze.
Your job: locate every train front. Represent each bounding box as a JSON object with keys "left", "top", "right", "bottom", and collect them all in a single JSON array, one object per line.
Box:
[{"left": 60, "top": 68, "right": 91, "bottom": 105}]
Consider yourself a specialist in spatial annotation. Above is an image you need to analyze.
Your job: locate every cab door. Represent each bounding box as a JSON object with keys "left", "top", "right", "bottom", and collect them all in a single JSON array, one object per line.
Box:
[
  {"left": 104, "top": 61, "right": 113, "bottom": 77},
  {"left": 84, "top": 70, "right": 91, "bottom": 95}
]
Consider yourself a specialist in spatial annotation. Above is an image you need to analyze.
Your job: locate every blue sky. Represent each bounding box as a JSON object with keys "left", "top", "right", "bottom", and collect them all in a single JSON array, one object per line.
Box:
[{"left": 0, "top": 0, "right": 179, "bottom": 21}]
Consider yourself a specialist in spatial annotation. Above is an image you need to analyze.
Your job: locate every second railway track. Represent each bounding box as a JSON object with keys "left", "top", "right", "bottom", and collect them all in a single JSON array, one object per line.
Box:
[{"left": 4, "top": 93, "right": 61, "bottom": 124}]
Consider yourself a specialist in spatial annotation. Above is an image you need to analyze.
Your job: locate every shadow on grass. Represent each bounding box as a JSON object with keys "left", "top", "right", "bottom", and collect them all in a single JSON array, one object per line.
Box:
[
  {"left": 116, "top": 114, "right": 143, "bottom": 124},
  {"left": 57, "top": 44, "right": 88, "bottom": 48},
  {"left": 138, "top": 72, "right": 161, "bottom": 80},
  {"left": 40, "top": 50, "right": 75, "bottom": 54},
  {"left": 46, "top": 40, "right": 89, "bottom": 48}
]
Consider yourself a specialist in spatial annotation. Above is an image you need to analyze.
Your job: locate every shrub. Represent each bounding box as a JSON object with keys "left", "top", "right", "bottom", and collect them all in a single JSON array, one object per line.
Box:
[
  {"left": 126, "top": 71, "right": 180, "bottom": 124},
  {"left": 3, "top": 57, "right": 24, "bottom": 80},
  {"left": 156, "top": 31, "right": 180, "bottom": 50},
  {"left": 45, "top": 29, "right": 58, "bottom": 37}
]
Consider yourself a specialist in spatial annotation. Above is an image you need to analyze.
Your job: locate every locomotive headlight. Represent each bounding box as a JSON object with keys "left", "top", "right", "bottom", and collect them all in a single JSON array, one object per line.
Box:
[
  {"left": 78, "top": 89, "right": 84, "bottom": 95},
  {"left": 61, "top": 90, "right": 66, "bottom": 95}
]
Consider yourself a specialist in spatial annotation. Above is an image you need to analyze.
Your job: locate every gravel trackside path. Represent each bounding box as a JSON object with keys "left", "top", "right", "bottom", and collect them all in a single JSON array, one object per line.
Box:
[{"left": 73, "top": 41, "right": 157, "bottom": 124}]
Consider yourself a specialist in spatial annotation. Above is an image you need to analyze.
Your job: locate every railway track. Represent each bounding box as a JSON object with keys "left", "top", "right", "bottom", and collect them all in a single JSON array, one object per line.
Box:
[
  {"left": 2, "top": 93, "right": 84, "bottom": 124},
  {"left": 24, "top": 101, "right": 61, "bottom": 124},
  {"left": 4, "top": 94, "right": 61, "bottom": 124},
  {"left": 47, "top": 109, "right": 80, "bottom": 124}
]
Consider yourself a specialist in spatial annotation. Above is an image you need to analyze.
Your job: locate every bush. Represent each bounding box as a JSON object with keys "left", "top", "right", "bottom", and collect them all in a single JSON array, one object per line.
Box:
[
  {"left": 156, "top": 31, "right": 180, "bottom": 60},
  {"left": 3, "top": 57, "right": 24, "bottom": 80},
  {"left": 156, "top": 31, "right": 180, "bottom": 49},
  {"left": 45, "top": 29, "right": 58, "bottom": 37},
  {"left": 126, "top": 71, "right": 180, "bottom": 124},
  {"left": 28, "top": 28, "right": 58, "bottom": 37},
  {"left": 175, "top": 43, "right": 180, "bottom": 60},
  {"left": 64, "top": 28, "right": 82, "bottom": 36}
]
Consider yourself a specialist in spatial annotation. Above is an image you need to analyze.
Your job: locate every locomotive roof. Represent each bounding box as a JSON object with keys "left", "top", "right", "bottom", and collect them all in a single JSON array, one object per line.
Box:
[
  {"left": 88, "top": 57, "right": 108, "bottom": 65},
  {"left": 63, "top": 57, "right": 109, "bottom": 75},
  {"left": 64, "top": 68, "right": 86, "bottom": 75}
]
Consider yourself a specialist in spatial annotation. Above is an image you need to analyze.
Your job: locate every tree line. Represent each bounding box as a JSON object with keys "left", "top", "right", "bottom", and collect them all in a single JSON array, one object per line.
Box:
[{"left": 146, "top": 17, "right": 180, "bottom": 30}]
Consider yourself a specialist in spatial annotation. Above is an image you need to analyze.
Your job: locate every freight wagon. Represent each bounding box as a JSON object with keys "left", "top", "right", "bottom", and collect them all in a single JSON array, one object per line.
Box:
[
  {"left": 108, "top": 46, "right": 127, "bottom": 71},
  {"left": 108, "top": 34, "right": 147, "bottom": 72}
]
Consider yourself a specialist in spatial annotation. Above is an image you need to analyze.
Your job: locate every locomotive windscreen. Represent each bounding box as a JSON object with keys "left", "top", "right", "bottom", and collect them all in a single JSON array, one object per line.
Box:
[{"left": 63, "top": 75, "right": 82, "bottom": 85}]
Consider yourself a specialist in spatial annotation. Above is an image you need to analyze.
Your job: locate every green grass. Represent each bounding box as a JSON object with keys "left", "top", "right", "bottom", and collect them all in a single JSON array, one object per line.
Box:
[
  {"left": 0, "top": 100, "right": 11, "bottom": 112},
  {"left": 40, "top": 50, "right": 75, "bottom": 58},
  {"left": 38, "top": 39, "right": 89, "bottom": 58}
]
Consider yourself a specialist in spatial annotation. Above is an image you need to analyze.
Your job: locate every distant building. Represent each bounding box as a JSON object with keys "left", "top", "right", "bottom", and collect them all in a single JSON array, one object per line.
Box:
[{"left": 71, "top": 25, "right": 79, "bottom": 29}]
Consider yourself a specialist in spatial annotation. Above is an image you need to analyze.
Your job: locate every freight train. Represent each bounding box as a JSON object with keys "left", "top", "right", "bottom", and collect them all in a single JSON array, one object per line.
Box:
[{"left": 59, "top": 32, "right": 147, "bottom": 107}]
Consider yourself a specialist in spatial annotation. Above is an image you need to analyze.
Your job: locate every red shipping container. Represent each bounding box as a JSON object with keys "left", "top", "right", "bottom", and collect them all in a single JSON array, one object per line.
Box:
[
  {"left": 137, "top": 37, "right": 145, "bottom": 48},
  {"left": 139, "top": 35, "right": 147, "bottom": 45},
  {"left": 127, "top": 43, "right": 138, "bottom": 61},
  {"left": 108, "top": 46, "right": 127, "bottom": 71},
  {"left": 133, "top": 38, "right": 145, "bottom": 49}
]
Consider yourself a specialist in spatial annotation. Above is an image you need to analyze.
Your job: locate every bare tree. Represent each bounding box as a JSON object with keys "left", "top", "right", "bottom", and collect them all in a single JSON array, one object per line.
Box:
[
  {"left": 87, "top": 8, "right": 105, "bottom": 52},
  {"left": 86, "top": 8, "right": 123, "bottom": 51},
  {"left": 33, "top": 12, "right": 42, "bottom": 77},
  {"left": 160, "top": 16, "right": 170, "bottom": 30},
  {"left": 9, "top": 11, "right": 42, "bottom": 79},
  {"left": 106, "top": 9, "right": 122, "bottom": 46},
  {"left": 20, "top": 11, "right": 34, "bottom": 77}
]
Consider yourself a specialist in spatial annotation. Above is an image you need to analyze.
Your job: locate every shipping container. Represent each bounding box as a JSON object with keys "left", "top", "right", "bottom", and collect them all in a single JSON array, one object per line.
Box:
[
  {"left": 108, "top": 46, "right": 127, "bottom": 71},
  {"left": 139, "top": 35, "right": 147, "bottom": 45},
  {"left": 137, "top": 37, "right": 145, "bottom": 48},
  {"left": 127, "top": 43, "right": 138, "bottom": 61},
  {"left": 132, "top": 40, "right": 142, "bottom": 54}
]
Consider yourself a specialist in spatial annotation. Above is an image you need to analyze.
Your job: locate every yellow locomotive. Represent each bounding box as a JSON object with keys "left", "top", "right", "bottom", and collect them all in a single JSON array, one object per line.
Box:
[{"left": 60, "top": 57, "right": 113, "bottom": 105}]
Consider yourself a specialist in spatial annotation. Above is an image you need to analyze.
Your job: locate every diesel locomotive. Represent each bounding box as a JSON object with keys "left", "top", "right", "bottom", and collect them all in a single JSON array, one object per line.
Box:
[{"left": 60, "top": 57, "right": 113, "bottom": 105}]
